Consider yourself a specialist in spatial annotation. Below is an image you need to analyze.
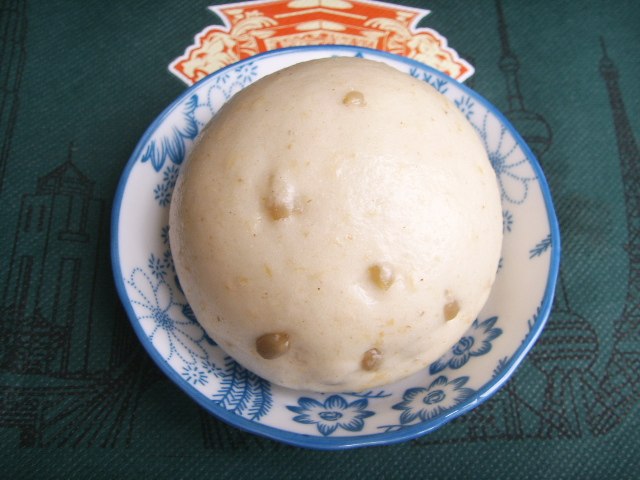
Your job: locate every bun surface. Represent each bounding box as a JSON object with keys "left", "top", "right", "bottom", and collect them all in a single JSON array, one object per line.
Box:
[{"left": 169, "top": 57, "right": 502, "bottom": 392}]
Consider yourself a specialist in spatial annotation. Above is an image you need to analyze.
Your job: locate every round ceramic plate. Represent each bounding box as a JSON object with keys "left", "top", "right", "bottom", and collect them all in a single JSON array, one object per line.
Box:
[{"left": 112, "top": 46, "right": 560, "bottom": 449}]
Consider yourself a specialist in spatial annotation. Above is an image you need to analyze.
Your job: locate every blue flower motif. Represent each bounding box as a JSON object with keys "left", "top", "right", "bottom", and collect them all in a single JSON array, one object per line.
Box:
[
  {"left": 153, "top": 182, "right": 172, "bottom": 207},
  {"left": 147, "top": 253, "right": 166, "bottom": 280},
  {"left": 182, "top": 364, "right": 208, "bottom": 386},
  {"left": 127, "top": 268, "right": 207, "bottom": 365},
  {"left": 287, "top": 395, "right": 375, "bottom": 436},
  {"left": 163, "top": 164, "right": 180, "bottom": 186},
  {"left": 142, "top": 95, "right": 200, "bottom": 171},
  {"left": 214, "top": 71, "right": 231, "bottom": 86},
  {"left": 153, "top": 164, "right": 181, "bottom": 207},
  {"left": 234, "top": 61, "right": 258, "bottom": 86},
  {"left": 201, "top": 358, "right": 222, "bottom": 378},
  {"left": 454, "top": 95, "right": 475, "bottom": 119},
  {"left": 430, "top": 316, "right": 502, "bottom": 374},
  {"left": 160, "top": 225, "right": 170, "bottom": 245},
  {"left": 393, "top": 376, "right": 474, "bottom": 423},
  {"left": 475, "top": 112, "right": 537, "bottom": 204},
  {"left": 162, "top": 249, "right": 174, "bottom": 272},
  {"left": 503, "top": 209, "right": 513, "bottom": 233}
]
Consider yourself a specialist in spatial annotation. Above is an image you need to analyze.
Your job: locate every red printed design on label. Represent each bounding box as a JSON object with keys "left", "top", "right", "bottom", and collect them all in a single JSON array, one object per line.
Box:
[{"left": 169, "top": 0, "right": 473, "bottom": 85}]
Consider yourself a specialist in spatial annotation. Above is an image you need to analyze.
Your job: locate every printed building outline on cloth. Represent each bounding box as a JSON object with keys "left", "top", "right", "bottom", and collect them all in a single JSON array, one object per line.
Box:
[{"left": 169, "top": 0, "right": 474, "bottom": 85}]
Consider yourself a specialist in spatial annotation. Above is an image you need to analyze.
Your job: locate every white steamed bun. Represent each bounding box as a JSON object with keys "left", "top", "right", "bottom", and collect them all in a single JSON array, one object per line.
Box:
[{"left": 169, "top": 57, "right": 502, "bottom": 392}]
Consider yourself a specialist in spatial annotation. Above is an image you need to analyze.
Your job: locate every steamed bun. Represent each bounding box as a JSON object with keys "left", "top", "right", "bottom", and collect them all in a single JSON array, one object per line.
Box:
[{"left": 169, "top": 57, "right": 502, "bottom": 392}]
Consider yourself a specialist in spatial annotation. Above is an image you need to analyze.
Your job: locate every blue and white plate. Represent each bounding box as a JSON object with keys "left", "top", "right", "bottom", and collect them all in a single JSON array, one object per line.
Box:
[{"left": 112, "top": 46, "right": 560, "bottom": 449}]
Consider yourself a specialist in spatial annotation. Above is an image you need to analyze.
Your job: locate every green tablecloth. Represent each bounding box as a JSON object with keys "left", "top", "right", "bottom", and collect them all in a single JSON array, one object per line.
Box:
[{"left": 1, "top": 0, "right": 638, "bottom": 477}]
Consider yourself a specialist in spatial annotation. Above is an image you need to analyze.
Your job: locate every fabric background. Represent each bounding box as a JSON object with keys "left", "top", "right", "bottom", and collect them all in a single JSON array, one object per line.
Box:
[{"left": 0, "top": 0, "right": 638, "bottom": 477}]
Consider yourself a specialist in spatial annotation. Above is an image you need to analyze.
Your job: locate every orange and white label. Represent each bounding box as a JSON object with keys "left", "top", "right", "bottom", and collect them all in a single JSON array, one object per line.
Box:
[{"left": 169, "top": 0, "right": 473, "bottom": 85}]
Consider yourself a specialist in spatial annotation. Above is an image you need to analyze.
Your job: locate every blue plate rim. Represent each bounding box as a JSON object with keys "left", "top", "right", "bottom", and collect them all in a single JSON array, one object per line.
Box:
[{"left": 111, "top": 45, "right": 561, "bottom": 450}]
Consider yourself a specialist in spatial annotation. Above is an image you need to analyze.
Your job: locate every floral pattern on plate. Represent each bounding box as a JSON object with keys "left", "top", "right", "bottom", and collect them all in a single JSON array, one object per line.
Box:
[{"left": 112, "top": 46, "right": 560, "bottom": 449}]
